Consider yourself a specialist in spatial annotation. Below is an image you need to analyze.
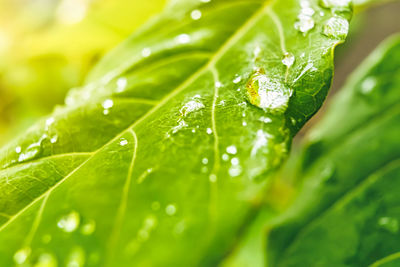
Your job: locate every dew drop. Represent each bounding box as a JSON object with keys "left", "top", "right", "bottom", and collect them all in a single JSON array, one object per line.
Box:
[
  {"left": 171, "top": 119, "right": 188, "bottom": 134},
  {"left": 15, "top": 146, "right": 22, "bottom": 154},
  {"left": 246, "top": 69, "right": 292, "bottom": 111},
  {"left": 209, "top": 174, "right": 217, "bottom": 183},
  {"left": 202, "top": 158, "right": 209, "bottom": 164},
  {"left": 35, "top": 252, "right": 57, "bottom": 267},
  {"left": 319, "top": 0, "right": 351, "bottom": 11},
  {"left": 360, "top": 77, "right": 377, "bottom": 95},
  {"left": 50, "top": 135, "right": 58, "bottom": 144},
  {"left": 165, "top": 204, "right": 177, "bottom": 216},
  {"left": 180, "top": 99, "right": 205, "bottom": 116},
  {"left": 229, "top": 165, "right": 242, "bottom": 177},
  {"left": 323, "top": 16, "right": 349, "bottom": 40},
  {"left": 242, "top": 121, "right": 247, "bottom": 127},
  {"left": 259, "top": 116, "right": 272, "bottom": 123},
  {"left": 81, "top": 220, "right": 96, "bottom": 235},
  {"left": 141, "top": 47, "right": 152, "bottom": 58},
  {"left": 233, "top": 75, "right": 242, "bottom": 84},
  {"left": 295, "top": 15, "right": 315, "bottom": 34},
  {"left": 222, "top": 154, "right": 229, "bottom": 161},
  {"left": 66, "top": 247, "right": 85, "bottom": 267},
  {"left": 102, "top": 99, "right": 114, "bottom": 109},
  {"left": 57, "top": 211, "right": 80, "bottom": 233},
  {"left": 116, "top": 77, "right": 127, "bottom": 92},
  {"left": 251, "top": 130, "right": 272, "bottom": 157},
  {"left": 190, "top": 9, "right": 202, "bottom": 20},
  {"left": 206, "top": 128, "right": 213, "bottom": 135},
  {"left": 282, "top": 52, "right": 295, "bottom": 67},
  {"left": 14, "top": 247, "right": 31, "bottom": 264},
  {"left": 231, "top": 157, "right": 240, "bottom": 166},
  {"left": 176, "top": 33, "right": 191, "bottom": 44},
  {"left": 226, "top": 145, "right": 237, "bottom": 155},
  {"left": 46, "top": 117, "right": 55, "bottom": 130},
  {"left": 119, "top": 138, "right": 128, "bottom": 146},
  {"left": 18, "top": 142, "right": 42, "bottom": 162},
  {"left": 378, "top": 217, "right": 399, "bottom": 234}
]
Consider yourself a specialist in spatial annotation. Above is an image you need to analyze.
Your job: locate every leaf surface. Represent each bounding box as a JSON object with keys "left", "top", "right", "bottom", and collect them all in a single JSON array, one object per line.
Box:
[
  {"left": 0, "top": 0, "right": 351, "bottom": 265},
  {"left": 268, "top": 34, "right": 400, "bottom": 266}
]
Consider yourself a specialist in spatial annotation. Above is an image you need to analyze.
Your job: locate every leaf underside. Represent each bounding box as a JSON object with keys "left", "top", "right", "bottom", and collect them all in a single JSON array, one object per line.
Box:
[{"left": 0, "top": 0, "right": 350, "bottom": 265}]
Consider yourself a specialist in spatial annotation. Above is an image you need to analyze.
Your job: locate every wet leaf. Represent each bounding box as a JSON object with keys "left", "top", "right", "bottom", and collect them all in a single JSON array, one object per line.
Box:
[
  {"left": 0, "top": 0, "right": 351, "bottom": 265},
  {"left": 268, "top": 34, "right": 400, "bottom": 266}
]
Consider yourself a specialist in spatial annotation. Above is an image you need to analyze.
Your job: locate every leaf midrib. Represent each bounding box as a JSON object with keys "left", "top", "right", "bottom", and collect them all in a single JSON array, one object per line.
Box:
[{"left": 0, "top": 0, "right": 274, "bottom": 233}]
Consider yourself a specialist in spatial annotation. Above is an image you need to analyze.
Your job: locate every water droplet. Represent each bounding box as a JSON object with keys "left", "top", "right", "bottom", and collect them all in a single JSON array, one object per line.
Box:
[
  {"left": 141, "top": 47, "right": 151, "bottom": 58},
  {"left": 323, "top": 16, "right": 349, "bottom": 39},
  {"left": 295, "top": 15, "right": 315, "bottom": 34},
  {"left": 45, "top": 117, "right": 55, "bottom": 130},
  {"left": 102, "top": 99, "right": 114, "bottom": 109},
  {"left": 222, "top": 154, "right": 229, "bottom": 161},
  {"left": 378, "top": 217, "right": 399, "bottom": 234},
  {"left": 360, "top": 77, "right": 377, "bottom": 95},
  {"left": 14, "top": 247, "right": 31, "bottom": 264},
  {"left": 116, "top": 77, "right": 127, "bottom": 92},
  {"left": 295, "top": 2, "right": 315, "bottom": 34},
  {"left": 259, "top": 116, "right": 272, "bottom": 123},
  {"left": 231, "top": 157, "right": 240, "bottom": 166},
  {"left": 174, "top": 220, "right": 186, "bottom": 235},
  {"left": 171, "top": 119, "right": 188, "bottom": 135},
  {"left": 319, "top": 0, "right": 351, "bottom": 11},
  {"left": 18, "top": 141, "right": 42, "bottom": 162},
  {"left": 242, "top": 121, "right": 247, "bottom": 127},
  {"left": 57, "top": 211, "right": 80, "bottom": 233},
  {"left": 166, "top": 204, "right": 177, "bottom": 216},
  {"left": 206, "top": 128, "right": 213, "bottom": 135},
  {"left": 282, "top": 52, "right": 295, "bottom": 67},
  {"left": 176, "top": 34, "right": 191, "bottom": 44},
  {"left": 119, "top": 138, "right": 128, "bottom": 146},
  {"left": 180, "top": 99, "right": 205, "bottom": 116},
  {"left": 246, "top": 69, "right": 292, "bottom": 111},
  {"left": 66, "top": 247, "right": 85, "bottom": 267},
  {"left": 209, "top": 174, "right": 217, "bottom": 183},
  {"left": 35, "top": 252, "right": 57, "bottom": 267},
  {"left": 81, "top": 220, "right": 96, "bottom": 235},
  {"left": 50, "top": 135, "right": 58, "bottom": 144},
  {"left": 233, "top": 75, "right": 242, "bottom": 84},
  {"left": 226, "top": 145, "right": 237, "bottom": 155},
  {"left": 15, "top": 146, "right": 22, "bottom": 154},
  {"left": 229, "top": 165, "right": 242, "bottom": 177},
  {"left": 202, "top": 158, "right": 208, "bottom": 164},
  {"left": 190, "top": 9, "right": 202, "bottom": 20},
  {"left": 253, "top": 45, "right": 262, "bottom": 58},
  {"left": 215, "top": 81, "right": 223, "bottom": 88},
  {"left": 251, "top": 130, "right": 272, "bottom": 157}
]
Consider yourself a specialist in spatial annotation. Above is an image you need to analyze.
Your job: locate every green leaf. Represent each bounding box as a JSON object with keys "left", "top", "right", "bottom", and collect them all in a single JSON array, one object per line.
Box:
[
  {"left": 0, "top": 0, "right": 351, "bottom": 265},
  {"left": 268, "top": 34, "right": 400, "bottom": 266}
]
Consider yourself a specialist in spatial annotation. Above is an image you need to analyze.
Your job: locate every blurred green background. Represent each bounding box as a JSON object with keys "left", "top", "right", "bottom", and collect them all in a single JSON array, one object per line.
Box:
[
  {"left": 0, "top": 0, "right": 399, "bottom": 146},
  {"left": 0, "top": 0, "right": 165, "bottom": 146}
]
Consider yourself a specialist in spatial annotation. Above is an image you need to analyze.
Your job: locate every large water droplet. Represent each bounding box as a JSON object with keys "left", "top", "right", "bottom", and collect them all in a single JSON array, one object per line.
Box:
[
  {"left": 246, "top": 69, "right": 292, "bottom": 111},
  {"left": 323, "top": 16, "right": 349, "bottom": 39},
  {"left": 57, "top": 211, "right": 80, "bottom": 233},
  {"left": 295, "top": 1, "right": 315, "bottom": 34},
  {"left": 180, "top": 98, "right": 205, "bottom": 117}
]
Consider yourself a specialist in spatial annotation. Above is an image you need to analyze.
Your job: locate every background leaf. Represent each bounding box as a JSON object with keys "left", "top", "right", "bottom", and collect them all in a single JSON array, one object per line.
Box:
[
  {"left": 267, "top": 34, "right": 400, "bottom": 266},
  {"left": 0, "top": 0, "right": 351, "bottom": 265}
]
